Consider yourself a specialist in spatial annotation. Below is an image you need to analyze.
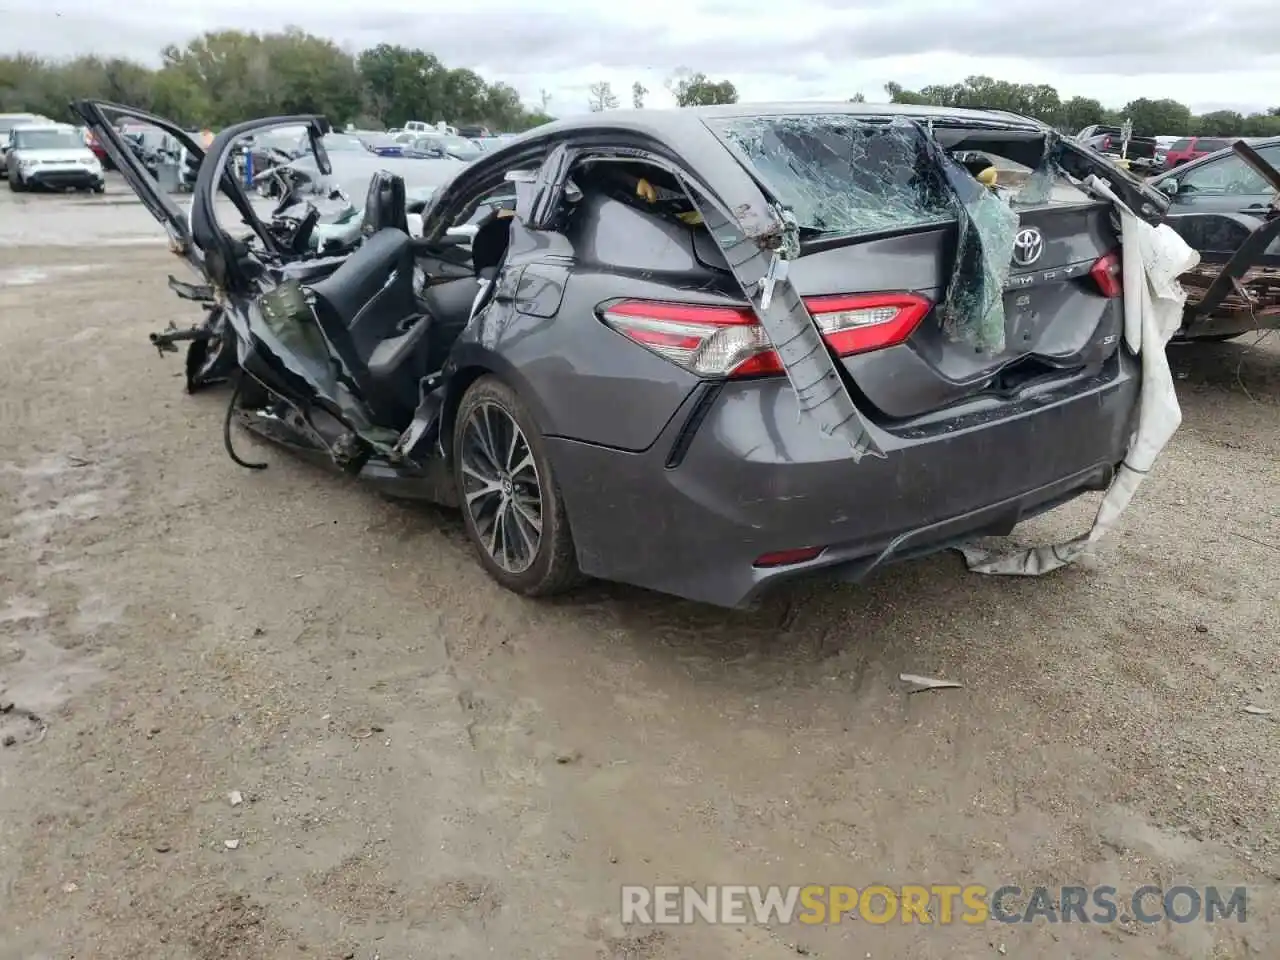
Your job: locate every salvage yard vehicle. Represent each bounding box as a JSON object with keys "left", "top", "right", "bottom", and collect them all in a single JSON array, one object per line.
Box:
[
  {"left": 1076, "top": 123, "right": 1159, "bottom": 174},
  {"left": 1163, "top": 136, "right": 1236, "bottom": 170},
  {"left": 1152, "top": 136, "right": 1280, "bottom": 340},
  {"left": 5, "top": 122, "right": 105, "bottom": 192},
  {"left": 0, "top": 112, "right": 53, "bottom": 176},
  {"left": 79, "top": 97, "right": 1237, "bottom": 607}
]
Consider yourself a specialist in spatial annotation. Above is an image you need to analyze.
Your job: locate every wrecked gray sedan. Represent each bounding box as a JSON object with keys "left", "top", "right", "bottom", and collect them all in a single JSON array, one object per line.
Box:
[{"left": 81, "top": 100, "right": 1173, "bottom": 607}]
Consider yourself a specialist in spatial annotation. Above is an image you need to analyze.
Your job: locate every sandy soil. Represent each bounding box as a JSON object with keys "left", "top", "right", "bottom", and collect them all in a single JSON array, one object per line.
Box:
[{"left": 1, "top": 179, "right": 1277, "bottom": 959}]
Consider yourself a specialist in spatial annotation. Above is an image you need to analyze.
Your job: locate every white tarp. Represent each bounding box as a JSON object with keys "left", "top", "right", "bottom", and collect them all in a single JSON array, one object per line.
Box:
[{"left": 958, "top": 175, "right": 1201, "bottom": 576}]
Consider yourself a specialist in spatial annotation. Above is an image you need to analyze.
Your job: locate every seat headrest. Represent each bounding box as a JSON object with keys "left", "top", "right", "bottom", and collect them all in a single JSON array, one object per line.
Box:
[{"left": 363, "top": 171, "right": 409, "bottom": 235}]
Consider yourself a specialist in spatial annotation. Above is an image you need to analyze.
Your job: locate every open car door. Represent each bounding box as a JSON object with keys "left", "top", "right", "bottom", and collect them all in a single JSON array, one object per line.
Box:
[{"left": 69, "top": 101, "right": 207, "bottom": 276}]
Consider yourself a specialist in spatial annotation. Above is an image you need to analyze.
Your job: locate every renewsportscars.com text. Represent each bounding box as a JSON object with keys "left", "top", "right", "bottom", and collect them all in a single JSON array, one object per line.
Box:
[{"left": 621, "top": 884, "right": 1248, "bottom": 925}]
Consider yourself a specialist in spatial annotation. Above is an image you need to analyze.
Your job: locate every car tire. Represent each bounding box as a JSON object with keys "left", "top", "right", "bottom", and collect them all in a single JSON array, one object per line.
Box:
[
  {"left": 453, "top": 375, "right": 583, "bottom": 598},
  {"left": 92, "top": 182, "right": 105, "bottom": 194},
  {"left": 8, "top": 173, "right": 23, "bottom": 192}
]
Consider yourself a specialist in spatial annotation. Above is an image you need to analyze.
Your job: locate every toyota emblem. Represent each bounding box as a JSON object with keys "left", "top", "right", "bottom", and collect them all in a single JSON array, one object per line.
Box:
[{"left": 1012, "top": 227, "right": 1044, "bottom": 267}]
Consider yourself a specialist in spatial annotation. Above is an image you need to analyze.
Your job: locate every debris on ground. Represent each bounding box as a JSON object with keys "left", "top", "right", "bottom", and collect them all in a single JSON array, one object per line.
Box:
[
  {"left": 224, "top": 839, "right": 240, "bottom": 850},
  {"left": 1243, "top": 706, "right": 1273, "bottom": 716},
  {"left": 900, "top": 673, "right": 963, "bottom": 693},
  {"left": 228, "top": 790, "right": 244, "bottom": 806}
]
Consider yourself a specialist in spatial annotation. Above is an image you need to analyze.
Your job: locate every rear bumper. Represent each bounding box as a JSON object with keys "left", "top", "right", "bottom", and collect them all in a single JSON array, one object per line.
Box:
[{"left": 548, "top": 353, "right": 1140, "bottom": 608}]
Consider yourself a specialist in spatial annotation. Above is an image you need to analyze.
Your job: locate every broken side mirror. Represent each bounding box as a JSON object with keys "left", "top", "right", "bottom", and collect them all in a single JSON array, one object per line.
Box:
[{"left": 1156, "top": 177, "right": 1179, "bottom": 197}]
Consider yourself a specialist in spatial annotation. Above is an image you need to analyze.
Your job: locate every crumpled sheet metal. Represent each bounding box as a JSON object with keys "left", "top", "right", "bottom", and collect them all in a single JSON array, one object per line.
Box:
[
  {"left": 684, "top": 182, "right": 883, "bottom": 460},
  {"left": 959, "top": 175, "right": 1200, "bottom": 575},
  {"left": 713, "top": 115, "right": 1020, "bottom": 357},
  {"left": 252, "top": 282, "right": 398, "bottom": 450}
]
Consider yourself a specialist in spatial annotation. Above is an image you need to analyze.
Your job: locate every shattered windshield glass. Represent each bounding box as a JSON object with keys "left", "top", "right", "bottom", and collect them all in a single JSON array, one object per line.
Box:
[
  {"left": 709, "top": 114, "right": 1020, "bottom": 352},
  {"left": 709, "top": 115, "right": 954, "bottom": 236}
]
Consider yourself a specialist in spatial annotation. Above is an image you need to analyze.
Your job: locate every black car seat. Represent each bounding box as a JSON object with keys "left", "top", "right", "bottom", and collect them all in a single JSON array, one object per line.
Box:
[
  {"left": 471, "top": 211, "right": 512, "bottom": 282},
  {"left": 305, "top": 172, "right": 426, "bottom": 423},
  {"left": 362, "top": 170, "right": 410, "bottom": 235},
  {"left": 418, "top": 209, "right": 515, "bottom": 368}
]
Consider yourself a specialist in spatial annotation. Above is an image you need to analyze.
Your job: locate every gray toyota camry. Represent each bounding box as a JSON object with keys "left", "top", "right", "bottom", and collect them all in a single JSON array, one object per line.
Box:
[{"left": 84, "top": 100, "right": 1169, "bottom": 608}]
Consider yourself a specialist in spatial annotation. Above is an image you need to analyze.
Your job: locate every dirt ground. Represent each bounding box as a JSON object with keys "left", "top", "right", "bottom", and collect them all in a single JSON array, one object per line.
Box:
[{"left": 1, "top": 178, "right": 1277, "bottom": 960}]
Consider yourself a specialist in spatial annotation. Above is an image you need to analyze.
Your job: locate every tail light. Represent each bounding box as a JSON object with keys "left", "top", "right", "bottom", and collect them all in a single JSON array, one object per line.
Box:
[
  {"left": 1090, "top": 251, "right": 1122, "bottom": 298},
  {"left": 754, "top": 546, "right": 825, "bottom": 567},
  {"left": 599, "top": 293, "right": 932, "bottom": 379}
]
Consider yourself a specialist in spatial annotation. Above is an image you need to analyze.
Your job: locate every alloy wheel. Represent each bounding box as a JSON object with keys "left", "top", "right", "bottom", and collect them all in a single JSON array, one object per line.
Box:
[{"left": 459, "top": 401, "right": 544, "bottom": 574}]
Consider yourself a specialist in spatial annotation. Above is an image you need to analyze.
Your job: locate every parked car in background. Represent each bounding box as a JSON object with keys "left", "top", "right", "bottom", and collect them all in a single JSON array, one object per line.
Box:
[
  {"left": 280, "top": 147, "right": 464, "bottom": 207},
  {"left": 306, "top": 132, "right": 373, "bottom": 156},
  {"left": 118, "top": 123, "right": 184, "bottom": 180},
  {"left": 409, "top": 133, "right": 483, "bottom": 162},
  {"left": 1152, "top": 135, "right": 1180, "bottom": 167},
  {"left": 1149, "top": 136, "right": 1280, "bottom": 340},
  {"left": 84, "top": 127, "right": 114, "bottom": 169},
  {"left": 243, "top": 125, "right": 308, "bottom": 172},
  {"left": 354, "top": 131, "right": 412, "bottom": 157},
  {"left": 5, "top": 123, "right": 105, "bottom": 192},
  {"left": 0, "top": 112, "right": 53, "bottom": 176},
  {"left": 1075, "top": 124, "right": 1158, "bottom": 173},
  {"left": 1163, "top": 136, "right": 1235, "bottom": 169},
  {"left": 455, "top": 124, "right": 491, "bottom": 139}
]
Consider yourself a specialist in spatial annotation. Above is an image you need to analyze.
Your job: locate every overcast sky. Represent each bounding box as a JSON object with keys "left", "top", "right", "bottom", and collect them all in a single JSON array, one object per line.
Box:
[{"left": 7, "top": 0, "right": 1278, "bottom": 118}]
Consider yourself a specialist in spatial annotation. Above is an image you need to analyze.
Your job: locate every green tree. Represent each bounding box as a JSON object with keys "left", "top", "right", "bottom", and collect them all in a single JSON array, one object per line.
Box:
[
  {"left": 884, "top": 81, "right": 933, "bottom": 106},
  {"left": 672, "top": 71, "right": 738, "bottom": 107},
  {"left": 849, "top": 92, "right": 866, "bottom": 103},
  {"left": 161, "top": 31, "right": 279, "bottom": 127},
  {"left": 588, "top": 81, "right": 618, "bottom": 112},
  {"left": 263, "top": 28, "right": 363, "bottom": 122},
  {"left": 357, "top": 44, "right": 447, "bottom": 127},
  {"left": 1120, "top": 97, "right": 1192, "bottom": 137},
  {"left": 1239, "top": 112, "right": 1280, "bottom": 137},
  {"left": 1058, "top": 96, "right": 1108, "bottom": 133},
  {"left": 1193, "top": 109, "right": 1245, "bottom": 136},
  {"left": 632, "top": 81, "right": 647, "bottom": 109}
]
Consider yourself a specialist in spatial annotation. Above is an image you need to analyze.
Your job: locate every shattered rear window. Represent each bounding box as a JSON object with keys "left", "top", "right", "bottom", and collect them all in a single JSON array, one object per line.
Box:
[{"left": 708, "top": 115, "right": 954, "bottom": 237}]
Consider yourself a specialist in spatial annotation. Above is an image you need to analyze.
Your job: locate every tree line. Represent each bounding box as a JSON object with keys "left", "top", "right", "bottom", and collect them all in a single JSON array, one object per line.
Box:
[
  {"left": 0, "top": 28, "right": 555, "bottom": 132},
  {"left": 880, "top": 76, "right": 1280, "bottom": 138},
  {"left": 586, "top": 71, "right": 741, "bottom": 111},
  {"left": 5, "top": 38, "right": 1276, "bottom": 142}
]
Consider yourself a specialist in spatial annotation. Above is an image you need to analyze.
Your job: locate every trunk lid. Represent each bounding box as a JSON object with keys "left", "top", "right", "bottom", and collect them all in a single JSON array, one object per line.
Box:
[{"left": 704, "top": 115, "right": 1125, "bottom": 419}]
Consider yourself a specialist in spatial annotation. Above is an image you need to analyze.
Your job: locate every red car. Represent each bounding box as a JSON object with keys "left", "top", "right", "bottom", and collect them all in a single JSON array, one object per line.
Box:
[
  {"left": 1163, "top": 136, "right": 1234, "bottom": 169},
  {"left": 84, "top": 128, "right": 113, "bottom": 169}
]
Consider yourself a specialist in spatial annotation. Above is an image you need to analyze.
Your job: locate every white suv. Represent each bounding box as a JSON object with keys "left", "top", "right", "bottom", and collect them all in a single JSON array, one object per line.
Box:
[
  {"left": 6, "top": 123, "right": 105, "bottom": 193},
  {"left": 0, "top": 113, "right": 53, "bottom": 176}
]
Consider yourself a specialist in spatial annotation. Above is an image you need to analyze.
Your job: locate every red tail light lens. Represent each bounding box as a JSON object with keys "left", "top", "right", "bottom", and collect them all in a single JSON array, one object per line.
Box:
[
  {"left": 1090, "top": 251, "right": 1123, "bottom": 298},
  {"left": 804, "top": 293, "right": 932, "bottom": 357},
  {"left": 753, "top": 546, "right": 825, "bottom": 568},
  {"left": 599, "top": 292, "right": 931, "bottom": 379},
  {"left": 599, "top": 301, "right": 783, "bottom": 377}
]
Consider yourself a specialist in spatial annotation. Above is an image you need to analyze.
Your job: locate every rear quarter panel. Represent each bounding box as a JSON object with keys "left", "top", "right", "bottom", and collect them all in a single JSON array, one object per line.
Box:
[{"left": 453, "top": 211, "right": 732, "bottom": 451}]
